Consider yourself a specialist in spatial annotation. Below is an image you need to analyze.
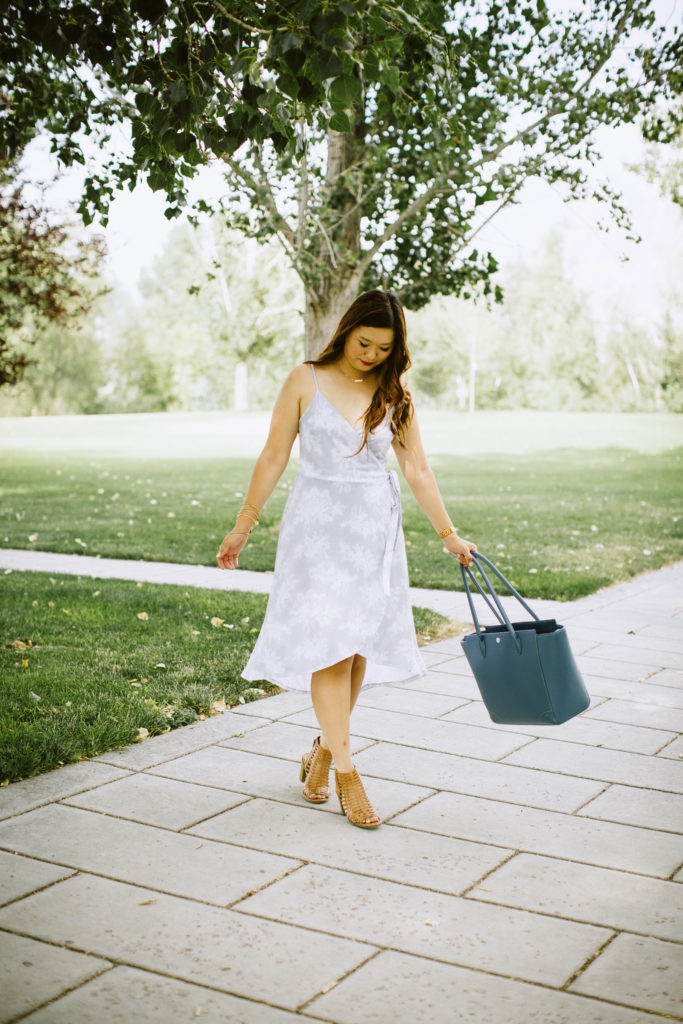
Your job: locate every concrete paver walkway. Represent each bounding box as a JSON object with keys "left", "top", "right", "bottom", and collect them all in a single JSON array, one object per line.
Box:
[{"left": 1, "top": 557, "right": 682, "bottom": 1022}]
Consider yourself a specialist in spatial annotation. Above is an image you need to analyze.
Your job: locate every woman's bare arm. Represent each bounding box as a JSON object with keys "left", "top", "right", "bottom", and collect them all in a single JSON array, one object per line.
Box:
[
  {"left": 392, "top": 409, "right": 476, "bottom": 566},
  {"left": 216, "top": 365, "right": 307, "bottom": 570}
]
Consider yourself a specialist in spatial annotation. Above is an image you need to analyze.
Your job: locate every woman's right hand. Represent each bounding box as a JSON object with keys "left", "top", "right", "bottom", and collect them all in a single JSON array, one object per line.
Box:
[{"left": 216, "top": 531, "right": 249, "bottom": 570}]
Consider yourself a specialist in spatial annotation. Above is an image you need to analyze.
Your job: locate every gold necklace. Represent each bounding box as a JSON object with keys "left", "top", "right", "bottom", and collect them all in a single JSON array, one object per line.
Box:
[{"left": 337, "top": 361, "right": 366, "bottom": 384}]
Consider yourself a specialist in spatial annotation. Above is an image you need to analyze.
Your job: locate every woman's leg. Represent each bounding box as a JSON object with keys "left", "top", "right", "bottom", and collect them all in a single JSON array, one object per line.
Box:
[
  {"left": 317, "top": 653, "right": 367, "bottom": 754},
  {"left": 349, "top": 653, "right": 367, "bottom": 713},
  {"left": 311, "top": 653, "right": 379, "bottom": 827},
  {"left": 311, "top": 656, "right": 354, "bottom": 773}
]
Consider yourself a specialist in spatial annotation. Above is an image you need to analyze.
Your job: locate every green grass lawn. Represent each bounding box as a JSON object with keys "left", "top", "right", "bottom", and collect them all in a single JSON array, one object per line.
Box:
[
  {"left": 2, "top": 446, "right": 682, "bottom": 600},
  {"left": 0, "top": 569, "right": 448, "bottom": 782}
]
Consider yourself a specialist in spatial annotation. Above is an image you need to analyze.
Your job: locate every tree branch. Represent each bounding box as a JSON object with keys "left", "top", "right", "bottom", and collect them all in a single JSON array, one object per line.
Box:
[
  {"left": 223, "top": 152, "right": 297, "bottom": 260},
  {"left": 357, "top": 2, "right": 638, "bottom": 277}
]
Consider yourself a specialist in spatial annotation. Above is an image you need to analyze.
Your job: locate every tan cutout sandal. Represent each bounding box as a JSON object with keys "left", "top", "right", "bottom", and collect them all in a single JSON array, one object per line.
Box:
[
  {"left": 335, "top": 767, "right": 381, "bottom": 828},
  {"left": 300, "top": 735, "right": 332, "bottom": 803}
]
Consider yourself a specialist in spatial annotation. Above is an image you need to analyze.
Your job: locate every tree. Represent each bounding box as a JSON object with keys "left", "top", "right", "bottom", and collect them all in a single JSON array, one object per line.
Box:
[
  {"left": 0, "top": 156, "right": 105, "bottom": 385},
  {"left": 93, "top": 221, "right": 303, "bottom": 412},
  {"left": 1, "top": 1, "right": 680, "bottom": 355}
]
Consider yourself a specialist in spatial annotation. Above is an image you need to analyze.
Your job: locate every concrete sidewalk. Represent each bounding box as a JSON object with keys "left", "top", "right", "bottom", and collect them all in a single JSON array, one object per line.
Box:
[{"left": 1, "top": 562, "right": 682, "bottom": 1022}]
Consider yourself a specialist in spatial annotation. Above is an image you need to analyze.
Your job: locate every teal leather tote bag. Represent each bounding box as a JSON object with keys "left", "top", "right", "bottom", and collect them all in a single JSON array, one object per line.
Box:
[{"left": 460, "top": 553, "right": 590, "bottom": 725}]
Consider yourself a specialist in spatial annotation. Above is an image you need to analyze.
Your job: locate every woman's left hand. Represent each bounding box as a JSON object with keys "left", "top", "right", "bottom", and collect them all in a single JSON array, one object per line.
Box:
[{"left": 442, "top": 532, "right": 477, "bottom": 567}]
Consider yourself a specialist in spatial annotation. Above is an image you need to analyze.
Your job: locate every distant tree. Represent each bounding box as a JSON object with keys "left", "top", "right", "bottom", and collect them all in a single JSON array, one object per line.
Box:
[
  {"left": 1, "top": 1, "right": 679, "bottom": 356},
  {"left": 93, "top": 223, "right": 302, "bottom": 412},
  {"left": 0, "top": 156, "right": 105, "bottom": 386}
]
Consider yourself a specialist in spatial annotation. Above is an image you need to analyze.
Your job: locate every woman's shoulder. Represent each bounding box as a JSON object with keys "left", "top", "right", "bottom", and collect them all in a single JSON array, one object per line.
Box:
[{"left": 280, "top": 363, "right": 316, "bottom": 404}]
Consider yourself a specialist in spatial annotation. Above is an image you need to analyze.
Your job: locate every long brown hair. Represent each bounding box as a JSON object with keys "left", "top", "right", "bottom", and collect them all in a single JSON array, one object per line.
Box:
[{"left": 309, "top": 290, "right": 413, "bottom": 451}]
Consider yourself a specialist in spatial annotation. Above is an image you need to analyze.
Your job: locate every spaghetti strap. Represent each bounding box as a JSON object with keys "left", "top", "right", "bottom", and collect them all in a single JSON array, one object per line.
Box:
[{"left": 309, "top": 363, "right": 319, "bottom": 392}]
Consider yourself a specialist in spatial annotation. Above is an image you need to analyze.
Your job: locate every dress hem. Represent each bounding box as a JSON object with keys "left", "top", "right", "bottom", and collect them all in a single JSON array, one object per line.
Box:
[{"left": 241, "top": 661, "right": 428, "bottom": 693}]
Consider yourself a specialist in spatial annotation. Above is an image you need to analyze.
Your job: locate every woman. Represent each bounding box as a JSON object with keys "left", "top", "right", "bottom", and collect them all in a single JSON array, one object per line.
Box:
[{"left": 217, "top": 290, "right": 476, "bottom": 829}]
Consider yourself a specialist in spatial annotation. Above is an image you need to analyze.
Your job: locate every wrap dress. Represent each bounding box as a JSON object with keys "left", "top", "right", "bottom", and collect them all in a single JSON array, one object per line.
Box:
[{"left": 241, "top": 363, "right": 427, "bottom": 691}]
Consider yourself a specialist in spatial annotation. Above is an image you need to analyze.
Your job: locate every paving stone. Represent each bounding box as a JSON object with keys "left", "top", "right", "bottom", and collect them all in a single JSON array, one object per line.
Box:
[
  {"left": 235, "top": 863, "right": 611, "bottom": 987},
  {"left": 468, "top": 853, "right": 683, "bottom": 941},
  {"left": 505, "top": 737, "right": 683, "bottom": 793},
  {"left": 656, "top": 734, "right": 683, "bottom": 760},
  {"left": 285, "top": 706, "right": 530, "bottom": 761},
  {"left": 441, "top": 702, "right": 675, "bottom": 755},
  {"left": 0, "top": 804, "right": 299, "bottom": 906},
  {"left": 308, "top": 948, "right": 667, "bottom": 1024},
  {"left": 577, "top": 783, "right": 683, "bottom": 833},
  {"left": 63, "top": 773, "right": 249, "bottom": 830},
  {"left": 651, "top": 667, "right": 683, "bottom": 688},
  {"left": 585, "top": 698, "right": 683, "bottom": 733},
  {"left": 231, "top": 690, "right": 312, "bottom": 719},
  {"left": 418, "top": 650, "right": 460, "bottom": 668},
  {"left": 92, "top": 712, "right": 265, "bottom": 770},
  {"left": 398, "top": 671, "right": 480, "bottom": 697},
  {"left": 0, "top": 762, "right": 130, "bottom": 822},
  {"left": 0, "top": 874, "right": 374, "bottom": 1011},
  {"left": 582, "top": 675, "right": 683, "bottom": 708},
  {"left": 0, "top": 931, "right": 110, "bottom": 1024},
  {"left": 188, "top": 798, "right": 510, "bottom": 894},
  {"left": 21, "top": 965, "right": 310, "bottom": 1024},
  {"left": 427, "top": 659, "right": 478, "bottom": 678},
  {"left": 355, "top": 684, "right": 468, "bottom": 717},
  {"left": 563, "top": 625, "right": 683, "bottom": 651},
  {"left": 353, "top": 741, "right": 603, "bottom": 813},
  {"left": 152, "top": 745, "right": 430, "bottom": 819},
  {"left": 391, "top": 790, "right": 682, "bottom": 876},
  {"left": 220, "top": 719, "right": 372, "bottom": 762},
  {"left": 569, "top": 934, "right": 683, "bottom": 1016},
  {"left": 0, "top": 851, "right": 74, "bottom": 908},
  {"left": 640, "top": 623, "right": 683, "bottom": 643},
  {"left": 583, "top": 644, "right": 683, "bottom": 670},
  {"left": 576, "top": 654, "right": 663, "bottom": 682}
]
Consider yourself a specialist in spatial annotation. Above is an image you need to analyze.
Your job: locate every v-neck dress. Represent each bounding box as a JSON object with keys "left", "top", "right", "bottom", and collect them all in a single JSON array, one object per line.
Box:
[{"left": 241, "top": 363, "right": 427, "bottom": 691}]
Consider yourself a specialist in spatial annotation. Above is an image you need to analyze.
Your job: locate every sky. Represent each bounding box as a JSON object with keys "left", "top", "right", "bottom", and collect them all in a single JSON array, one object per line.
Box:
[{"left": 19, "top": 0, "right": 683, "bottom": 338}]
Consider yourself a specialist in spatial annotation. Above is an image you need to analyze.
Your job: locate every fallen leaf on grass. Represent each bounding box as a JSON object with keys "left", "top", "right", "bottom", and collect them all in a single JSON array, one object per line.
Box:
[
  {"left": 210, "top": 700, "right": 227, "bottom": 715},
  {"left": 155, "top": 662, "right": 166, "bottom": 669},
  {"left": 13, "top": 639, "right": 28, "bottom": 649},
  {"left": 210, "top": 616, "right": 224, "bottom": 627},
  {"left": 137, "top": 611, "right": 149, "bottom": 621},
  {"left": 136, "top": 728, "right": 149, "bottom": 741},
  {"left": 28, "top": 533, "right": 38, "bottom": 541}
]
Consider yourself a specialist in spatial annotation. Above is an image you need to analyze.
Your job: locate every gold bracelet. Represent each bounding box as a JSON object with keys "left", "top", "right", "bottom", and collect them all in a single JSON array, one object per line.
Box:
[
  {"left": 235, "top": 516, "right": 257, "bottom": 535},
  {"left": 438, "top": 525, "right": 455, "bottom": 539},
  {"left": 238, "top": 502, "right": 260, "bottom": 521}
]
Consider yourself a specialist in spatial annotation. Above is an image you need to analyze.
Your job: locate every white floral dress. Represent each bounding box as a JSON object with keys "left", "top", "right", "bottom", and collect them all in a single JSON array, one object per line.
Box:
[{"left": 241, "top": 364, "right": 427, "bottom": 691}]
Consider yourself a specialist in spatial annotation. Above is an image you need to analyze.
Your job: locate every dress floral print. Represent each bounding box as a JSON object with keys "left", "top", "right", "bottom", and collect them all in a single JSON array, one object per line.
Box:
[{"left": 241, "top": 364, "right": 427, "bottom": 691}]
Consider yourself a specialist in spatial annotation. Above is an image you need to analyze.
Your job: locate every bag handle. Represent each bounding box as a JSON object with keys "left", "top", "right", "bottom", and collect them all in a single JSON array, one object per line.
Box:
[{"left": 460, "top": 552, "right": 539, "bottom": 656}]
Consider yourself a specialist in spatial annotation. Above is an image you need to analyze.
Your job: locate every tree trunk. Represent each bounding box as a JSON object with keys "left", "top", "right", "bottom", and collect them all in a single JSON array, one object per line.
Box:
[
  {"left": 304, "top": 278, "right": 361, "bottom": 359},
  {"left": 303, "top": 119, "right": 365, "bottom": 360},
  {"left": 234, "top": 360, "right": 248, "bottom": 410}
]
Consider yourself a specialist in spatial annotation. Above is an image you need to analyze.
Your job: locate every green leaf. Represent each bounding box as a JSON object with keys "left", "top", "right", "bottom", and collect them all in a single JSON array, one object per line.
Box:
[
  {"left": 329, "top": 74, "right": 361, "bottom": 108},
  {"left": 328, "top": 110, "right": 351, "bottom": 133}
]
